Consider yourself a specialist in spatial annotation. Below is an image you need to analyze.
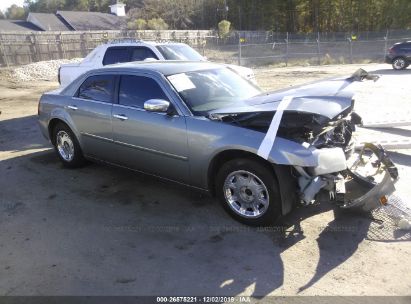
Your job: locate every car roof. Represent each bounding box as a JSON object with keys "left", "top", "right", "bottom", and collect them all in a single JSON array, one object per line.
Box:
[
  {"left": 105, "top": 39, "right": 188, "bottom": 47},
  {"left": 98, "top": 60, "right": 223, "bottom": 76},
  {"left": 393, "top": 41, "right": 411, "bottom": 46}
]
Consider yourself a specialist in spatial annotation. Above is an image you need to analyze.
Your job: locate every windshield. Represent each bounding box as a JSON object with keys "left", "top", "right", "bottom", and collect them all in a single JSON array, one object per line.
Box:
[
  {"left": 156, "top": 44, "right": 205, "bottom": 61},
  {"left": 167, "top": 68, "right": 262, "bottom": 115}
]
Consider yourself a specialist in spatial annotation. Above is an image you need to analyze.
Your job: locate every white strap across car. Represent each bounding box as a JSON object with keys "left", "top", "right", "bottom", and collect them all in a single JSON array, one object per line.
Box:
[{"left": 257, "top": 95, "right": 294, "bottom": 160}]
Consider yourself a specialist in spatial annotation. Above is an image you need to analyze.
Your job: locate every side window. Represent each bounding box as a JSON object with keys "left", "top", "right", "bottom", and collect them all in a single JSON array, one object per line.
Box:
[
  {"left": 119, "top": 75, "right": 169, "bottom": 109},
  {"left": 130, "top": 47, "right": 158, "bottom": 61},
  {"left": 399, "top": 43, "right": 411, "bottom": 51},
  {"left": 77, "top": 75, "right": 115, "bottom": 103},
  {"left": 103, "top": 47, "right": 130, "bottom": 65}
]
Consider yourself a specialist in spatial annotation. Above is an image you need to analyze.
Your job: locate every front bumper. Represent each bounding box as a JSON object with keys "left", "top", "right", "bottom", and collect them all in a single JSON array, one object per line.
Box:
[
  {"left": 341, "top": 170, "right": 395, "bottom": 212},
  {"left": 337, "top": 143, "right": 398, "bottom": 211}
]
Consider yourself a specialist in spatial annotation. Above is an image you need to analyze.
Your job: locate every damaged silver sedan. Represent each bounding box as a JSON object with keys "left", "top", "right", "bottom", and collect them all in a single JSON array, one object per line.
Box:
[{"left": 38, "top": 61, "right": 398, "bottom": 226}]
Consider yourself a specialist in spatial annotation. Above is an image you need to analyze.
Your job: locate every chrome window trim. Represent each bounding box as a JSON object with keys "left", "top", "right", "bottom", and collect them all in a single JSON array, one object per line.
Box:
[{"left": 72, "top": 97, "right": 113, "bottom": 105}]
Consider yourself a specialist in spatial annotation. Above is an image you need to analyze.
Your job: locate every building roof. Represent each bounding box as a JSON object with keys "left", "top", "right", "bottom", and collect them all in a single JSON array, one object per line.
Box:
[
  {"left": 0, "top": 20, "right": 41, "bottom": 32},
  {"left": 56, "top": 11, "right": 126, "bottom": 31},
  {"left": 27, "top": 13, "right": 73, "bottom": 31}
]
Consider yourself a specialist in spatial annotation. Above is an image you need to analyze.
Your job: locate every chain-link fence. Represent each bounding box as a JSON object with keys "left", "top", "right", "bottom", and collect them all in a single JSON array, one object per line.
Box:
[
  {"left": 200, "top": 29, "right": 411, "bottom": 67},
  {"left": 1, "top": 29, "right": 410, "bottom": 68}
]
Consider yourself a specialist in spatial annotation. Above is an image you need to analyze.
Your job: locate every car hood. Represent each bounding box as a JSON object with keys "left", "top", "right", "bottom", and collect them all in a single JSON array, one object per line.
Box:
[{"left": 210, "top": 76, "right": 358, "bottom": 119}]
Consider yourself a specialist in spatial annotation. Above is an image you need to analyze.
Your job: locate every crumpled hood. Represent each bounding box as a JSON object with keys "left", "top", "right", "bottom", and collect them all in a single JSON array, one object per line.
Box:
[{"left": 211, "top": 76, "right": 358, "bottom": 119}]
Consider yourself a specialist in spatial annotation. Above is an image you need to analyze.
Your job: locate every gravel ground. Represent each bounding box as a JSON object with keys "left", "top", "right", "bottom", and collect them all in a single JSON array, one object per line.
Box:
[
  {"left": 0, "top": 62, "right": 410, "bottom": 297},
  {"left": 0, "top": 58, "right": 82, "bottom": 82}
]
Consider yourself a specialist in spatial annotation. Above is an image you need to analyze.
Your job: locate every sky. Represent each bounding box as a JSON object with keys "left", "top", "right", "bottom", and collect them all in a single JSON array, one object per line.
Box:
[{"left": 0, "top": 0, "right": 25, "bottom": 12}]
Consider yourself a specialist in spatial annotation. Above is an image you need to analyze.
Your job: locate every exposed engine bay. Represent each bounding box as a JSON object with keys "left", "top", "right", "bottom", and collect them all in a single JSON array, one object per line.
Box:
[{"left": 210, "top": 107, "right": 361, "bottom": 151}]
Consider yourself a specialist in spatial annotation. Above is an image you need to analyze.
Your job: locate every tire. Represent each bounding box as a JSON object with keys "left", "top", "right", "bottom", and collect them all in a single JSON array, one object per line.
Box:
[
  {"left": 52, "top": 122, "right": 86, "bottom": 168},
  {"left": 216, "top": 158, "right": 282, "bottom": 226},
  {"left": 392, "top": 57, "right": 408, "bottom": 70}
]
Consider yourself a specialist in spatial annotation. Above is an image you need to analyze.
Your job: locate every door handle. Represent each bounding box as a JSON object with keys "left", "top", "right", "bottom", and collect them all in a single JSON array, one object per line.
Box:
[
  {"left": 113, "top": 114, "right": 128, "bottom": 121},
  {"left": 66, "top": 105, "right": 78, "bottom": 110}
]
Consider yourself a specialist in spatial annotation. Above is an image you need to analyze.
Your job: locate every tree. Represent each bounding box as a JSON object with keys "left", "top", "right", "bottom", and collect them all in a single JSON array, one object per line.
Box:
[
  {"left": 127, "top": 18, "right": 147, "bottom": 29},
  {"left": 17, "top": 0, "right": 411, "bottom": 32},
  {"left": 5, "top": 5, "right": 26, "bottom": 19},
  {"left": 218, "top": 19, "right": 230, "bottom": 38},
  {"left": 0, "top": 10, "right": 5, "bottom": 19},
  {"left": 128, "top": 0, "right": 199, "bottom": 29},
  {"left": 64, "top": 0, "right": 89, "bottom": 11},
  {"left": 147, "top": 17, "right": 168, "bottom": 30}
]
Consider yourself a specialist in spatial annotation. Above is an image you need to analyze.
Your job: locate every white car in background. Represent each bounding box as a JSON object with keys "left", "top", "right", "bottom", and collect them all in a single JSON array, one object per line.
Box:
[{"left": 58, "top": 40, "right": 256, "bottom": 87}]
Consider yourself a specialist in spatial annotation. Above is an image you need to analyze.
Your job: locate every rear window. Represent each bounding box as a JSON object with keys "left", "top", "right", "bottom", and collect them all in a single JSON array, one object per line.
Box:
[
  {"left": 77, "top": 75, "right": 116, "bottom": 103},
  {"left": 103, "top": 48, "right": 130, "bottom": 65}
]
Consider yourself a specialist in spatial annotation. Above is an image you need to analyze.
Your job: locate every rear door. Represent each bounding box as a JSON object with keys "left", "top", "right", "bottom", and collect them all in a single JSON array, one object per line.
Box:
[
  {"left": 68, "top": 74, "right": 116, "bottom": 160},
  {"left": 111, "top": 74, "right": 189, "bottom": 183}
]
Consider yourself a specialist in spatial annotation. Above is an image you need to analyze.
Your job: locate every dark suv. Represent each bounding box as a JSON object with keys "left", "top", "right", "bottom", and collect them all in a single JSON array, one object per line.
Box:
[{"left": 385, "top": 41, "right": 411, "bottom": 70}]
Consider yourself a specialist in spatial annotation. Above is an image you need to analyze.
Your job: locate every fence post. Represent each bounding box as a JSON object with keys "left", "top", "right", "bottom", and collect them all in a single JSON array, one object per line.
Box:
[
  {"left": 317, "top": 32, "right": 321, "bottom": 65},
  {"left": 348, "top": 38, "right": 353, "bottom": 64},
  {"left": 80, "top": 33, "right": 87, "bottom": 57},
  {"left": 30, "top": 33, "right": 39, "bottom": 63},
  {"left": 57, "top": 33, "right": 64, "bottom": 59},
  {"left": 383, "top": 29, "right": 389, "bottom": 61},
  {"left": 238, "top": 33, "right": 242, "bottom": 66},
  {"left": 285, "top": 32, "right": 289, "bottom": 67},
  {"left": 0, "top": 34, "right": 9, "bottom": 67}
]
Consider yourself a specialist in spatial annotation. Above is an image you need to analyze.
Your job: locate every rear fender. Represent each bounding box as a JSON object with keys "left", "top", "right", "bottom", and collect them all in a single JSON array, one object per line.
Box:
[{"left": 48, "top": 108, "right": 82, "bottom": 145}]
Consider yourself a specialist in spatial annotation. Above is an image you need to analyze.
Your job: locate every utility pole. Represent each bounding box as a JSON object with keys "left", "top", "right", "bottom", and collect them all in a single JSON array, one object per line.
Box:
[{"left": 238, "top": 6, "right": 241, "bottom": 30}]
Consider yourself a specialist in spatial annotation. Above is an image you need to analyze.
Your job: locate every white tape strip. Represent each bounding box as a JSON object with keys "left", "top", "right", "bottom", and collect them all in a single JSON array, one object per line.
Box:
[{"left": 257, "top": 95, "right": 294, "bottom": 159}]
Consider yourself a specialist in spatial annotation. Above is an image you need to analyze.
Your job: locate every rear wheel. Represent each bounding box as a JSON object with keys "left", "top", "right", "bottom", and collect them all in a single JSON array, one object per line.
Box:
[
  {"left": 216, "top": 158, "right": 282, "bottom": 226},
  {"left": 52, "top": 122, "right": 86, "bottom": 168},
  {"left": 392, "top": 57, "right": 407, "bottom": 70}
]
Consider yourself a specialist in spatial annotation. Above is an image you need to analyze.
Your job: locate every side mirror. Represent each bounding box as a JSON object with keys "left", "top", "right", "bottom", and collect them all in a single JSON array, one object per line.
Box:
[{"left": 144, "top": 99, "right": 170, "bottom": 113}]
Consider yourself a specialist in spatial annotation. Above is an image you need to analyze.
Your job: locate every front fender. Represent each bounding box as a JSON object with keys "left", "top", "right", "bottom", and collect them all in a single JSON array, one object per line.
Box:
[{"left": 267, "top": 138, "right": 317, "bottom": 167}]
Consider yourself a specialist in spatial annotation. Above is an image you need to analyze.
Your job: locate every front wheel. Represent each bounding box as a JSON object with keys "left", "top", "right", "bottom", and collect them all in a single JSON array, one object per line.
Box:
[
  {"left": 52, "top": 122, "right": 86, "bottom": 168},
  {"left": 216, "top": 158, "right": 282, "bottom": 226},
  {"left": 392, "top": 57, "right": 407, "bottom": 70}
]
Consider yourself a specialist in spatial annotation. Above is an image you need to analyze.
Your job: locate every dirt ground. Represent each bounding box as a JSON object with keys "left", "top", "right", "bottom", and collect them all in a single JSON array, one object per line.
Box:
[{"left": 0, "top": 63, "right": 410, "bottom": 297}]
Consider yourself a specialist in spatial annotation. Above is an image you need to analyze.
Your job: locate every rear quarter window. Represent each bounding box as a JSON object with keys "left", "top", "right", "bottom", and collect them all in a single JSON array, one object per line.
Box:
[{"left": 77, "top": 75, "right": 116, "bottom": 103}]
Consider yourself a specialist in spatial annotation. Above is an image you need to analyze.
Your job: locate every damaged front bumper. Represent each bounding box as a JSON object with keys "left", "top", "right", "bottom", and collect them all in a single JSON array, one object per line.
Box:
[
  {"left": 297, "top": 143, "right": 398, "bottom": 212},
  {"left": 341, "top": 169, "right": 395, "bottom": 212}
]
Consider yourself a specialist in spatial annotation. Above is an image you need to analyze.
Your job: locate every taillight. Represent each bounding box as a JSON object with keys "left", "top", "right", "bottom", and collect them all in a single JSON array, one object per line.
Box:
[{"left": 388, "top": 47, "right": 395, "bottom": 54}]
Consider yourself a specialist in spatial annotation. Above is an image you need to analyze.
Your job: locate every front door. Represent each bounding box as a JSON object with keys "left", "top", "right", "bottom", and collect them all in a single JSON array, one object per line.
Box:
[{"left": 111, "top": 74, "right": 189, "bottom": 184}]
